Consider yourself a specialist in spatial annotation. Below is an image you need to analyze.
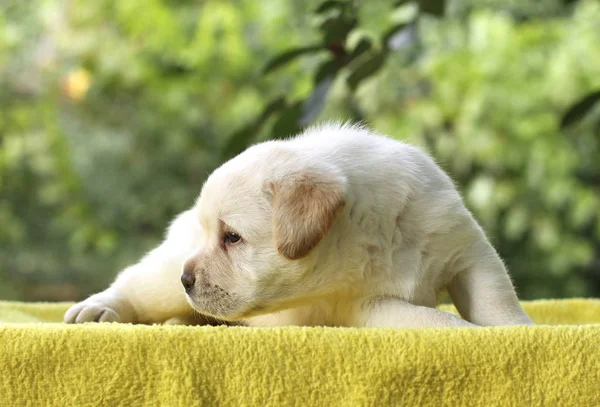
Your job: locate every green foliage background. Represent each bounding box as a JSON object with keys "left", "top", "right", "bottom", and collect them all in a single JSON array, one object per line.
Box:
[{"left": 1, "top": 0, "right": 599, "bottom": 301}]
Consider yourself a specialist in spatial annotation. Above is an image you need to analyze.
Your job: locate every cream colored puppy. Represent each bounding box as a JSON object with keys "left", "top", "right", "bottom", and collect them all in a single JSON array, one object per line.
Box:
[{"left": 65, "top": 123, "right": 533, "bottom": 328}]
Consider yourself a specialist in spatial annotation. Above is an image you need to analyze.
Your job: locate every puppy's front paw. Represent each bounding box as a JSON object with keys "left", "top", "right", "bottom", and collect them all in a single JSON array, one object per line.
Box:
[{"left": 64, "top": 298, "right": 121, "bottom": 324}]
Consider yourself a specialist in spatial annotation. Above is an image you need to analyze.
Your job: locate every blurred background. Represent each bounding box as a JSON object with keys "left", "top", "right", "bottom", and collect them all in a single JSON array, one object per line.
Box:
[{"left": 1, "top": 0, "right": 599, "bottom": 302}]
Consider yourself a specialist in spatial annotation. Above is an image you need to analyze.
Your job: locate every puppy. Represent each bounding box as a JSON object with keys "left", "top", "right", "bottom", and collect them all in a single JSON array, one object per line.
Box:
[{"left": 65, "top": 123, "right": 533, "bottom": 328}]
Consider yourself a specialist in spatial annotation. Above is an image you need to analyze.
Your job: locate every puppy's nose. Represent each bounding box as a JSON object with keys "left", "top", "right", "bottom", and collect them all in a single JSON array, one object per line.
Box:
[{"left": 181, "top": 272, "right": 196, "bottom": 292}]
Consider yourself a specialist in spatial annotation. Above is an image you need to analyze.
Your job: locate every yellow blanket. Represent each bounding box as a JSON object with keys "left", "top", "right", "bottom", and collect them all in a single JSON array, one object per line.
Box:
[{"left": 1, "top": 299, "right": 599, "bottom": 406}]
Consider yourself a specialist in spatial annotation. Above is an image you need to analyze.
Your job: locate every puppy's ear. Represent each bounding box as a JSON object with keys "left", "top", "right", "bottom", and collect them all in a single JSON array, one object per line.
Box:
[{"left": 267, "top": 169, "right": 346, "bottom": 260}]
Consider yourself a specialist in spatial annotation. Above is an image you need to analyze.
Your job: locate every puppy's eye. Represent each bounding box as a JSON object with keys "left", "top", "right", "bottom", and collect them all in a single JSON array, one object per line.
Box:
[{"left": 224, "top": 231, "right": 242, "bottom": 245}]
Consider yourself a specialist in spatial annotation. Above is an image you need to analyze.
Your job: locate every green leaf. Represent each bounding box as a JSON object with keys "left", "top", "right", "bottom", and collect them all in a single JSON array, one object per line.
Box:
[
  {"left": 315, "top": 0, "right": 347, "bottom": 14},
  {"left": 348, "top": 38, "right": 372, "bottom": 61},
  {"left": 319, "top": 14, "right": 357, "bottom": 44},
  {"left": 271, "top": 102, "right": 304, "bottom": 140},
  {"left": 300, "top": 75, "right": 334, "bottom": 127},
  {"left": 504, "top": 206, "right": 529, "bottom": 240},
  {"left": 222, "top": 97, "right": 287, "bottom": 158},
  {"left": 222, "top": 123, "right": 260, "bottom": 160},
  {"left": 262, "top": 46, "right": 324, "bottom": 74},
  {"left": 383, "top": 23, "right": 416, "bottom": 50},
  {"left": 418, "top": 0, "right": 446, "bottom": 16},
  {"left": 346, "top": 53, "right": 386, "bottom": 91},
  {"left": 314, "top": 58, "right": 337, "bottom": 83},
  {"left": 560, "top": 90, "right": 600, "bottom": 129},
  {"left": 257, "top": 97, "right": 288, "bottom": 123},
  {"left": 154, "top": 57, "right": 193, "bottom": 76}
]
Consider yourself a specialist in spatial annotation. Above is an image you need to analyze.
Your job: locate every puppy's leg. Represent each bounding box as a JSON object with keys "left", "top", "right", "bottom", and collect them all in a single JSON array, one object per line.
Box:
[
  {"left": 65, "top": 210, "right": 200, "bottom": 324},
  {"left": 447, "top": 230, "right": 533, "bottom": 326},
  {"left": 360, "top": 298, "right": 478, "bottom": 328}
]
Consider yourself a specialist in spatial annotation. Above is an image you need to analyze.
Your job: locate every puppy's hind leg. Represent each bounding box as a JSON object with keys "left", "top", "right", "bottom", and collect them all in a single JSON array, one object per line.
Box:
[
  {"left": 359, "top": 298, "right": 478, "bottom": 328},
  {"left": 447, "top": 230, "right": 533, "bottom": 326}
]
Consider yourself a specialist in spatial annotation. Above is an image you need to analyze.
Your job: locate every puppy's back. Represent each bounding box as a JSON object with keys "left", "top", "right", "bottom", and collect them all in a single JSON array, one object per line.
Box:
[{"left": 288, "top": 123, "right": 458, "bottom": 215}]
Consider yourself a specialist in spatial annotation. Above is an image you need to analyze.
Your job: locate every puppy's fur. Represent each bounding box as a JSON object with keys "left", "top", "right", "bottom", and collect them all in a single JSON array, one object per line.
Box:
[{"left": 65, "top": 124, "right": 533, "bottom": 328}]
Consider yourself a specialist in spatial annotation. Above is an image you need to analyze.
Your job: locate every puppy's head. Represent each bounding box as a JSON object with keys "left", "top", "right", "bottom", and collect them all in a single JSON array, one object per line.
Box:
[{"left": 182, "top": 144, "right": 346, "bottom": 321}]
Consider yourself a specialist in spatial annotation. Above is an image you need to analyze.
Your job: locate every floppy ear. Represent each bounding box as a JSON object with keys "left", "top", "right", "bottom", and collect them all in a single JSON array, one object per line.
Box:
[{"left": 267, "top": 170, "right": 346, "bottom": 260}]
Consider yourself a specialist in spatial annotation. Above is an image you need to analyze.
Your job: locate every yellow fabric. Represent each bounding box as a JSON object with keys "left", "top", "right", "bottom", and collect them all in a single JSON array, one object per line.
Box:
[{"left": 1, "top": 299, "right": 599, "bottom": 406}]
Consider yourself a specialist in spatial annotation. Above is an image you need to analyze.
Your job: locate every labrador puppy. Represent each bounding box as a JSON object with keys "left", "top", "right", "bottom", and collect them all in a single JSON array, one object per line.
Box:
[{"left": 65, "top": 123, "right": 533, "bottom": 328}]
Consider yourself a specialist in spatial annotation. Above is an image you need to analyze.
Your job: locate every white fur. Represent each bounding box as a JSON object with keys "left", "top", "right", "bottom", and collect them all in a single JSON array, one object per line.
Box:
[{"left": 65, "top": 123, "right": 533, "bottom": 328}]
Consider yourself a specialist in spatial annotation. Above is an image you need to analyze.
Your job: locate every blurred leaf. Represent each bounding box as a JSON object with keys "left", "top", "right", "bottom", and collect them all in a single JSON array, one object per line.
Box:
[
  {"left": 222, "top": 123, "right": 261, "bottom": 160},
  {"left": 384, "top": 23, "right": 408, "bottom": 46},
  {"left": 262, "top": 46, "right": 324, "bottom": 74},
  {"left": 300, "top": 75, "right": 335, "bottom": 127},
  {"left": 560, "top": 90, "right": 600, "bottom": 129},
  {"left": 418, "top": 0, "right": 446, "bottom": 16},
  {"left": 154, "top": 57, "right": 193, "bottom": 76},
  {"left": 271, "top": 102, "right": 303, "bottom": 140},
  {"left": 319, "top": 14, "right": 357, "bottom": 44},
  {"left": 222, "top": 97, "right": 287, "bottom": 158},
  {"left": 384, "top": 22, "right": 417, "bottom": 50},
  {"left": 505, "top": 206, "right": 529, "bottom": 240},
  {"left": 315, "top": 58, "right": 338, "bottom": 83},
  {"left": 348, "top": 38, "right": 372, "bottom": 61},
  {"left": 315, "top": 0, "right": 347, "bottom": 14},
  {"left": 346, "top": 53, "right": 386, "bottom": 90}
]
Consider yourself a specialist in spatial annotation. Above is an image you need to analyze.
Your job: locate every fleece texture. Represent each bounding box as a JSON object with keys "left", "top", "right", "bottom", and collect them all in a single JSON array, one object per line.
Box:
[{"left": 0, "top": 299, "right": 599, "bottom": 406}]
